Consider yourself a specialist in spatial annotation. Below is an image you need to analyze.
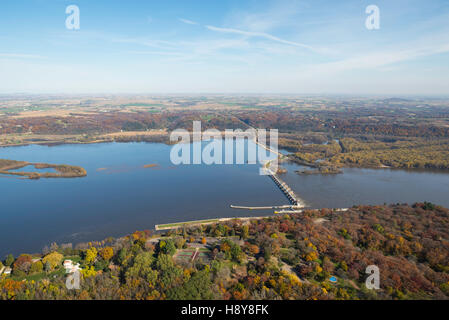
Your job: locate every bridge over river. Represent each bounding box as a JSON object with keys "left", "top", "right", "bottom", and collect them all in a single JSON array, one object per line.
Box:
[{"left": 231, "top": 136, "right": 303, "bottom": 211}]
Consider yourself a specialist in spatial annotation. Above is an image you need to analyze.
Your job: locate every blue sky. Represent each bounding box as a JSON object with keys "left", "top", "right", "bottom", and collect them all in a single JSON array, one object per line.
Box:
[{"left": 1, "top": 0, "right": 449, "bottom": 94}]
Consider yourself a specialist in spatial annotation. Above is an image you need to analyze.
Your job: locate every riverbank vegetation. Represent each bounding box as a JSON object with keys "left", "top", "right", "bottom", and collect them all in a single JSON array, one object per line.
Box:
[
  {"left": 286, "top": 137, "right": 449, "bottom": 170},
  {"left": 1, "top": 203, "right": 448, "bottom": 300},
  {"left": 0, "top": 159, "right": 87, "bottom": 179}
]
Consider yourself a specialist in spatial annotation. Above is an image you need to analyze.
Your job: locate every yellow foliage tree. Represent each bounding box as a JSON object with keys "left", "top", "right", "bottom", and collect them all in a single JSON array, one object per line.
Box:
[
  {"left": 85, "top": 247, "right": 98, "bottom": 265},
  {"left": 42, "top": 252, "right": 63, "bottom": 271},
  {"left": 99, "top": 247, "right": 114, "bottom": 261},
  {"left": 305, "top": 251, "right": 318, "bottom": 262},
  {"left": 81, "top": 266, "right": 97, "bottom": 278}
]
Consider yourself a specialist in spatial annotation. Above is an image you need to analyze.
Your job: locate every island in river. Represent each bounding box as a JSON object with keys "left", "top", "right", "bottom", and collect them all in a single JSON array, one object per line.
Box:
[{"left": 0, "top": 159, "right": 87, "bottom": 180}]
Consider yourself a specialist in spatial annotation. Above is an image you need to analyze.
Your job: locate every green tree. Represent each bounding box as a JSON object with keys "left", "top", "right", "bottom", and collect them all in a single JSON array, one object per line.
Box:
[
  {"left": 156, "top": 254, "right": 182, "bottom": 289},
  {"left": 44, "top": 261, "right": 52, "bottom": 273},
  {"left": 242, "top": 225, "right": 249, "bottom": 240},
  {"left": 230, "top": 244, "right": 243, "bottom": 263},
  {"left": 263, "top": 245, "right": 272, "bottom": 261},
  {"left": 159, "top": 265, "right": 183, "bottom": 289},
  {"left": 94, "top": 259, "right": 109, "bottom": 271},
  {"left": 156, "top": 254, "right": 175, "bottom": 271},
  {"left": 166, "top": 270, "right": 215, "bottom": 300},
  {"left": 29, "top": 261, "right": 44, "bottom": 274},
  {"left": 174, "top": 237, "right": 186, "bottom": 249},
  {"left": 117, "top": 247, "right": 130, "bottom": 267},
  {"left": 159, "top": 239, "right": 176, "bottom": 256},
  {"left": 126, "top": 252, "right": 158, "bottom": 285},
  {"left": 5, "top": 254, "right": 14, "bottom": 267}
]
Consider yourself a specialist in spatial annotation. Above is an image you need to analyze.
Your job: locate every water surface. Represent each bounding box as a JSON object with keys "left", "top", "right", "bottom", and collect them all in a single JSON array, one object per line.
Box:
[
  {"left": 1, "top": 141, "right": 448, "bottom": 257},
  {"left": 0, "top": 141, "right": 283, "bottom": 256}
]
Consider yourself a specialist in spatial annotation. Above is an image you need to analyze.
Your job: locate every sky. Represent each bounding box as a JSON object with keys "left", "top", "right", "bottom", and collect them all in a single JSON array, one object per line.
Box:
[{"left": 1, "top": 0, "right": 449, "bottom": 95}]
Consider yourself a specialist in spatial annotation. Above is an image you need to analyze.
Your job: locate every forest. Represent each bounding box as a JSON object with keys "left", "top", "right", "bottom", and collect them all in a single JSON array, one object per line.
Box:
[
  {"left": 286, "top": 137, "right": 449, "bottom": 170},
  {"left": 1, "top": 203, "right": 448, "bottom": 300}
]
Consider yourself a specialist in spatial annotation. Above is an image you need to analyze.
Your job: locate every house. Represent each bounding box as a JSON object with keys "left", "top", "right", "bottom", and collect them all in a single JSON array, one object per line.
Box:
[
  {"left": 0, "top": 266, "right": 4, "bottom": 275},
  {"left": 63, "top": 260, "right": 72, "bottom": 268},
  {"left": 3, "top": 267, "right": 12, "bottom": 276},
  {"left": 63, "top": 260, "right": 80, "bottom": 273}
]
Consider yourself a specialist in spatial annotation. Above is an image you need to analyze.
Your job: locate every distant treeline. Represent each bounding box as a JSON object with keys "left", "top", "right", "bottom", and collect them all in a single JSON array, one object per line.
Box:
[
  {"left": 285, "top": 137, "right": 449, "bottom": 170},
  {"left": 2, "top": 107, "right": 448, "bottom": 138}
]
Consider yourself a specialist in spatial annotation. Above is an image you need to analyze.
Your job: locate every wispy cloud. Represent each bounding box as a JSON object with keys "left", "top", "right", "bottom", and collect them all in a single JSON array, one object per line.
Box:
[
  {"left": 126, "top": 50, "right": 184, "bottom": 56},
  {"left": 205, "top": 25, "right": 315, "bottom": 51},
  {"left": 304, "top": 36, "right": 449, "bottom": 76},
  {"left": 179, "top": 18, "right": 198, "bottom": 25},
  {"left": 0, "top": 53, "right": 46, "bottom": 59},
  {"left": 111, "top": 37, "right": 178, "bottom": 49}
]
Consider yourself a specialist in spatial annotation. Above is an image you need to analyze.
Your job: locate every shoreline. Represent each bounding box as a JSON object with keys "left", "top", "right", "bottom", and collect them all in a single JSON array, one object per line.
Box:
[
  {"left": 0, "top": 130, "right": 170, "bottom": 149},
  {"left": 155, "top": 216, "right": 267, "bottom": 231},
  {"left": 155, "top": 208, "right": 351, "bottom": 231},
  {"left": 3, "top": 133, "right": 449, "bottom": 172}
]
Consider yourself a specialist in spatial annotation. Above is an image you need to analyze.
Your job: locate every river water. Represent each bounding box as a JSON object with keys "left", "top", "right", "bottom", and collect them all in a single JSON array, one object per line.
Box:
[{"left": 1, "top": 141, "right": 448, "bottom": 256}]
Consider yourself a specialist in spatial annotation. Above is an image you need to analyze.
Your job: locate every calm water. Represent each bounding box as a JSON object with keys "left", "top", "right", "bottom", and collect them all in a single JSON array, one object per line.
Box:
[
  {"left": 1, "top": 141, "right": 449, "bottom": 257},
  {"left": 9, "top": 165, "right": 57, "bottom": 173},
  {"left": 281, "top": 163, "right": 449, "bottom": 209}
]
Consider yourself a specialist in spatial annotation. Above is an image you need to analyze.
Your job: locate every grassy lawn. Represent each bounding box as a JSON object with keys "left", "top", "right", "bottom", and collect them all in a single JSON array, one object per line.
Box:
[
  {"left": 63, "top": 255, "right": 82, "bottom": 263},
  {"left": 11, "top": 268, "right": 66, "bottom": 282},
  {"left": 157, "top": 219, "right": 220, "bottom": 229}
]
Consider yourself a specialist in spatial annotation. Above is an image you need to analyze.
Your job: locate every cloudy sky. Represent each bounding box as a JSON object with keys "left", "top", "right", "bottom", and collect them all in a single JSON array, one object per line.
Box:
[{"left": 1, "top": 0, "right": 449, "bottom": 94}]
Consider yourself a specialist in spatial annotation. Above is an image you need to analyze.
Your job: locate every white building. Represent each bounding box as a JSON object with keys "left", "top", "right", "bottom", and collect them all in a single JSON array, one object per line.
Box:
[{"left": 63, "top": 260, "right": 80, "bottom": 273}]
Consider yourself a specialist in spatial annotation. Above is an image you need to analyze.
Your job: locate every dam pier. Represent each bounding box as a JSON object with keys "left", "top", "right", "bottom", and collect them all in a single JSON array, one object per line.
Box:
[{"left": 231, "top": 137, "right": 303, "bottom": 212}]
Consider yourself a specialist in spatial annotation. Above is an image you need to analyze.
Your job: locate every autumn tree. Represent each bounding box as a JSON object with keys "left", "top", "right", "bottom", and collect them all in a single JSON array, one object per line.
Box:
[
  {"left": 249, "top": 244, "right": 260, "bottom": 255},
  {"left": 84, "top": 247, "right": 98, "bottom": 265},
  {"left": 42, "top": 252, "right": 63, "bottom": 271},
  {"left": 13, "top": 254, "right": 33, "bottom": 275},
  {"left": 99, "top": 247, "right": 114, "bottom": 261}
]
